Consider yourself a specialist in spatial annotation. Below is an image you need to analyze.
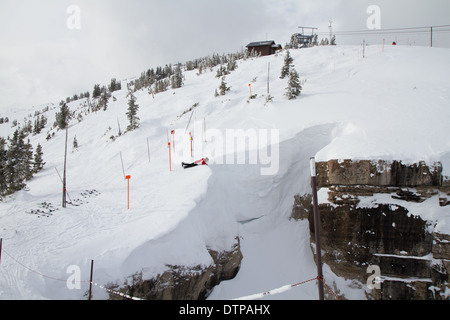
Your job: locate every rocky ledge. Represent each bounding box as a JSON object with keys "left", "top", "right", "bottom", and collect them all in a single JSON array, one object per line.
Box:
[
  {"left": 292, "top": 159, "right": 450, "bottom": 300},
  {"left": 108, "top": 239, "right": 243, "bottom": 300}
]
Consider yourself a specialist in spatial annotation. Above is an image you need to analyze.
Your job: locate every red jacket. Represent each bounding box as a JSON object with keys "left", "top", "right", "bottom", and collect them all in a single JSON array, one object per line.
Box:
[{"left": 195, "top": 158, "right": 208, "bottom": 165}]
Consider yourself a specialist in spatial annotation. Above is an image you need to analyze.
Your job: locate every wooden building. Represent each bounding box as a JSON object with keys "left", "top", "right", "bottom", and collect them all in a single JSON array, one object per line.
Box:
[{"left": 246, "top": 41, "right": 282, "bottom": 56}]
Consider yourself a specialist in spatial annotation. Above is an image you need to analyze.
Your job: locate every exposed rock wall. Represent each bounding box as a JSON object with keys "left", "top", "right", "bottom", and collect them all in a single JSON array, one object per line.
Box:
[
  {"left": 292, "top": 160, "right": 450, "bottom": 300},
  {"left": 109, "top": 239, "right": 243, "bottom": 300},
  {"left": 316, "top": 160, "right": 443, "bottom": 187}
]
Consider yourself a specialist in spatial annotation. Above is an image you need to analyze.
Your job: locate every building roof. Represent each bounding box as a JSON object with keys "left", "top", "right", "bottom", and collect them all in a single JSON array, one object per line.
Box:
[{"left": 246, "top": 41, "right": 276, "bottom": 48}]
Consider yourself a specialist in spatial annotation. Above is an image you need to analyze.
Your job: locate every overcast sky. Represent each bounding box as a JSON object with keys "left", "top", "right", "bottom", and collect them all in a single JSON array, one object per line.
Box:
[{"left": 0, "top": 0, "right": 449, "bottom": 113}]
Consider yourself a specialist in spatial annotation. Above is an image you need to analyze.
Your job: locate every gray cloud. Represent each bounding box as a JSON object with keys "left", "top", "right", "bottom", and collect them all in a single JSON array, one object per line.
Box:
[{"left": 0, "top": 0, "right": 448, "bottom": 113}]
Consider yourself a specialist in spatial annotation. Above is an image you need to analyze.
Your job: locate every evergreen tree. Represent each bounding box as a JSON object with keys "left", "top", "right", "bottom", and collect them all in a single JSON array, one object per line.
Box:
[
  {"left": 219, "top": 77, "right": 231, "bottom": 96},
  {"left": 23, "top": 138, "right": 34, "bottom": 181},
  {"left": 164, "top": 64, "right": 174, "bottom": 78},
  {"left": 32, "top": 114, "right": 46, "bottom": 135},
  {"left": 171, "top": 64, "right": 183, "bottom": 89},
  {"left": 33, "top": 143, "right": 45, "bottom": 173},
  {"left": 5, "top": 129, "right": 32, "bottom": 192},
  {"left": 197, "top": 64, "right": 204, "bottom": 75},
  {"left": 227, "top": 56, "right": 238, "bottom": 72},
  {"left": 73, "top": 136, "right": 79, "bottom": 150},
  {"left": 146, "top": 68, "right": 156, "bottom": 87},
  {"left": 216, "top": 65, "right": 224, "bottom": 78},
  {"left": 154, "top": 82, "right": 160, "bottom": 94},
  {"left": 24, "top": 120, "right": 32, "bottom": 135},
  {"left": 126, "top": 90, "right": 140, "bottom": 131},
  {"left": 99, "top": 89, "right": 110, "bottom": 111},
  {"left": 93, "top": 84, "right": 102, "bottom": 98},
  {"left": 248, "top": 48, "right": 261, "bottom": 58},
  {"left": 3, "top": 134, "right": 16, "bottom": 192},
  {"left": 109, "top": 78, "right": 122, "bottom": 92},
  {"left": 0, "top": 138, "right": 7, "bottom": 195},
  {"left": 320, "top": 38, "right": 329, "bottom": 46},
  {"left": 312, "top": 34, "right": 319, "bottom": 46},
  {"left": 330, "top": 35, "right": 336, "bottom": 45},
  {"left": 285, "top": 68, "right": 302, "bottom": 100},
  {"left": 55, "top": 103, "right": 71, "bottom": 130},
  {"left": 186, "top": 61, "right": 194, "bottom": 71},
  {"left": 280, "top": 50, "right": 294, "bottom": 79},
  {"left": 33, "top": 116, "right": 41, "bottom": 134},
  {"left": 41, "top": 114, "right": 47, "bottom": 128}
]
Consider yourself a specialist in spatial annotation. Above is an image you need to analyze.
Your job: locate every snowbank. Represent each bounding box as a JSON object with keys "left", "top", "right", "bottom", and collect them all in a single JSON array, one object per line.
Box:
[{"left": 1, "top": 44, "right": 449, "bottom": 300}]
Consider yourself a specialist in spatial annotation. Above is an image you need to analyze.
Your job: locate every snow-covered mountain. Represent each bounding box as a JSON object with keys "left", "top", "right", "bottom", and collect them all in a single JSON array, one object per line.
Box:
[{"left": 0, "top": 44, "right": 449, "bottom": 300}]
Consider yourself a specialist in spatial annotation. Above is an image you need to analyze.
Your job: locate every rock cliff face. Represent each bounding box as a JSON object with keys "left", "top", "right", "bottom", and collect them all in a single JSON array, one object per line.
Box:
[
  {"left": 292, "top": 160, "right": 450, "bottom": 300},
  {"left": 109, "top": 239, "right": 243, "bottom": 300},
  {"left": 315, "top": 160, "right": 444, "bottom": 187}
]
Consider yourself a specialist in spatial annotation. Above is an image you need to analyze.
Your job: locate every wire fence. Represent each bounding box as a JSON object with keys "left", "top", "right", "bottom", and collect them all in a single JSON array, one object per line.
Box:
[
  {"left": 233, "top": 276, "right": 340, "bottom": 300},
  {"left": 315, "top": 24, "right": 450, "bottom": 48},
  {"left": 0, "top": 242, "right": 340, "bottom": 300}
]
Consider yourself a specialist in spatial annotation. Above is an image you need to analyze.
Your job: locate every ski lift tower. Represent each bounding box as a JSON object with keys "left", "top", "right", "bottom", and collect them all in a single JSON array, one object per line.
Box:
[{"left": 292, "top": 26, "right": 318, "bottom": 48}]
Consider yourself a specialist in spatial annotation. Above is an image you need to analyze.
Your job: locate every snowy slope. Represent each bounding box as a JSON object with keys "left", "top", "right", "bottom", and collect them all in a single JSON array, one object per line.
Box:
[{"left": 0, "top": 45, "right": 449, "bottom": 300}]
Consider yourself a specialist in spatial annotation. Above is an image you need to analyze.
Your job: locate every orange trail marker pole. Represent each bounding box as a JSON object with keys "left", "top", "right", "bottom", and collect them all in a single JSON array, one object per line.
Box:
[
  {"left": 249, "top": 84, "right": 252, "bottom": 96},
  {"left": 190, "top": 133, "right": 193, "bottom": 158},
  {"left": 168, "top": 142, "right": 172, "bottom": 171},
  {"left": 125, "top": 175, "right": 131, "bottom": 210}
]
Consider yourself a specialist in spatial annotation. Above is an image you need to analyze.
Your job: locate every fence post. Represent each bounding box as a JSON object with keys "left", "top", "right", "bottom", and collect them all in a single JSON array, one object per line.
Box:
[
  {"left": 62, "top": 127, "right": 68, "bottom": 208},
  {"left": 88, "top": 260, "right": 94, "bottom": 300},
  {"left": 362, "top": 40, "right": 366, "bottom": 58},
  {"left": 204, "top": 118, "right": 207, "bottom": 142},
  {"left": 431, "top": 26, "right": 433, "bottom": 47},
  {"left": 147, "top": 138, "right": 151, "bottom": 163},
  {"left": 310, "top": 157, "right": 324, "bottom": 300},
  {"left": 120, "top": 152, "right": 126, "bottom": 179},
  {"left": 125, "top": 175, "right": 131, "bottom": 210},
  {"left": 0, "top": 238, "right": 2, "bottom": 266},
  {"left": 168, "top": 142, "right": 172, "bottom": 172}
]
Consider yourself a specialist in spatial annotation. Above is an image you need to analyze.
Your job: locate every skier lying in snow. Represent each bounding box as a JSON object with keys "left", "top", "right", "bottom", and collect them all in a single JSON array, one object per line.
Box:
[{"left": 182, "top": 158, "right": 209, "bottom": 169}]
